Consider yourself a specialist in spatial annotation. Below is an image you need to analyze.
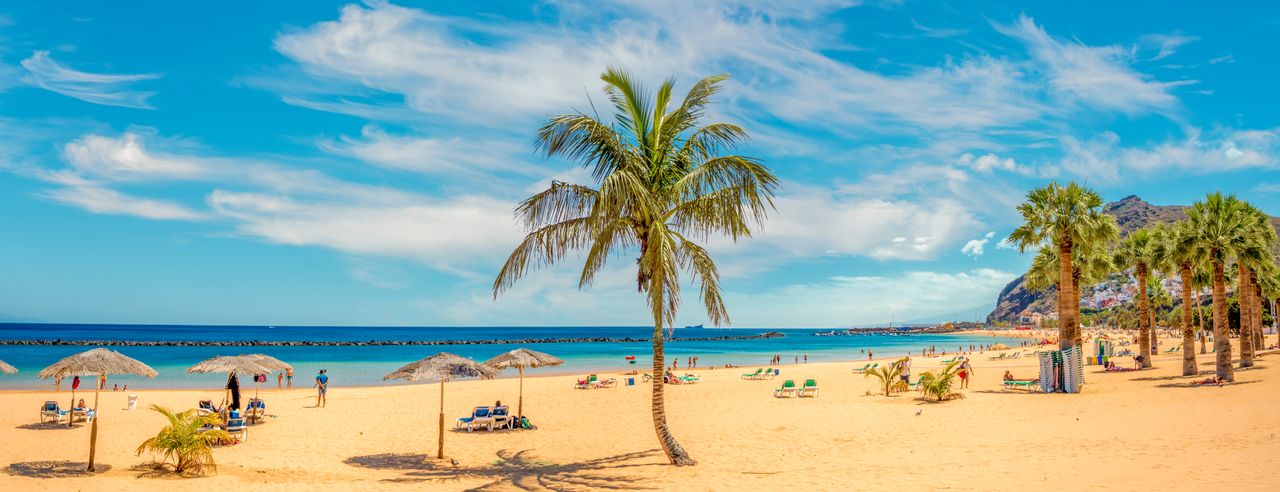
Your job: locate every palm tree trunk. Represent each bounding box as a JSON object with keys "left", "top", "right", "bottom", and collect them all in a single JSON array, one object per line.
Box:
[
  {"left": 1150, "top": 300, "right": 1158, "bottom": 354},
  {"left": 437, "top": 378, "right": 446, "bottom": 460},
  {"left": 1195, "top": 287, "right": 1206, "bottom": 354},
  {"left": 648, "top": 284, "right": 694, "bottom": 466},
  {"left": 1058, "top": 237, "right": 1076, "bottom": 350},
  {"left": 1137, "top": 264, "right": 1152, "bottom": 368},
  {"left": 1239, "top": 265, "right": 1254, "bottom": 368},
  {"left": 1212, "top": 258, "right": 1234, "bottom": 381},
  {"left": 1180, "top": 265, "right": 1197, "bottom": 376},
  {"left": 1251, "top": 280, "right": 1264, "bottom": 351},
  {"left": 1072, "top": 269, "right": 1085, "bottom": 348}
]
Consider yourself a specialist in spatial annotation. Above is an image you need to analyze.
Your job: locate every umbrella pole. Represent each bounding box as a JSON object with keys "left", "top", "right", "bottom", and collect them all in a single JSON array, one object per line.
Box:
[
  {"left": 437, "top": 378, "right": 446, "bottom": 460},
  {"left": 68, "top": 385, "right": 76, "bottom": 429},
  {"left": 87, "top": 372, "right": 101, "bottom": 472},
  {"left": 253, "top": 379, "right": 260, "bottom": 424},
  {"left": 518, "top": 366, "right": 524, "bottom": 419}
]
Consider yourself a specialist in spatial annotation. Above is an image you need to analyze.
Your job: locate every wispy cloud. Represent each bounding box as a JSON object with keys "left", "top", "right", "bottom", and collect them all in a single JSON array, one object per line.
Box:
[
  {"left": 20, "top": 51, "right": 160, "bottom": 109},
  {"left": 997, "top": 15, "right": 1190, "bottom": 115},
  {"left": 961, "top": 231, "right": 996, "bottom": 258},
  {"left": 1139, "top": 33, "right": 1198, "bottom": 61}
]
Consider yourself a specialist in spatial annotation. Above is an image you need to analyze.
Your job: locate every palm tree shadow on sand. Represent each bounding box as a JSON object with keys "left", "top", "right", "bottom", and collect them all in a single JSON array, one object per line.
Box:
[
  {"left": 5, "top": 461, "right": 111, "bottom": 478},
  {"left": 344, "top": 449, "right": 660, "bottom": 491}
]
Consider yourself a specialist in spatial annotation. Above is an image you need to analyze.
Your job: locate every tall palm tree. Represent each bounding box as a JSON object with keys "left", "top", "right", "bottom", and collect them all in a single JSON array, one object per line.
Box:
[
  {"left": 1116, "top": 227, "right": 1160, "bottom": 368},
  {"left": 1162, "top": 220, "right": 1206, "bottom": 375},
  {"left": 1009, "top": 182, "right": 1118, "bottom": 350},
  {"left": 1185, "top": 192, "right": 1258, "bottom": 381},
  {"left": 493, "top": 69, "right": 778, "bottom": 466}
]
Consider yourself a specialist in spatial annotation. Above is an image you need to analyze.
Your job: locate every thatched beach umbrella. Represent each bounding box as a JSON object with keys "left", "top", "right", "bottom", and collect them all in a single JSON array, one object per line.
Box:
[
  {"left": 0, "top": 359, "right": 16, "bottom": 374},
  {"left": 991, "top": 343, "right": 1010, "bottom": 351},
  {"left": 484, "top": 348, "right": 563, "bottom": 419},
  {"left": 38, "top": 348, "right": 156, "bottom": 471},
  {"left": 188, "top": 355, "right": 281, "bottom": 422},
  {"left": 384, "top": 352, "right": 499, "bottom": 460}
]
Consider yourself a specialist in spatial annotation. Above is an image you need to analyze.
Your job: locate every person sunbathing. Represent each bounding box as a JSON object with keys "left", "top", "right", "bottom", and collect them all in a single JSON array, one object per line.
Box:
[
  {"left": 1196, "top": 376, "right": 1226, "bottom": 386},
  {"left": 1002, "top": 370, "right": 1036, "bottom": 382}
]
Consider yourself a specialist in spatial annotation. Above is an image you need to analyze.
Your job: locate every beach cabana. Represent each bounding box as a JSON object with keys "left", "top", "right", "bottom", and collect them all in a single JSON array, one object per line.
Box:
[
  {"left": 37, "top": 348, "right": 156, "bottom": 472},
  {"left": 188, "top": 354, "right": 285, "bottom": 423},
  {"left": 484, "top": 348, "right": 563, "bottom": 419},
  {"left": 384, "top": 352, "right": 499, "bottom": 459},
  {"left": 0, "top": 359, "right": 16, "bottom": 374}
]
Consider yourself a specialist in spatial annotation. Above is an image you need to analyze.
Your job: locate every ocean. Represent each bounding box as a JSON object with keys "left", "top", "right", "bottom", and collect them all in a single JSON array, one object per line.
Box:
[{"left": 0, "top": 324, "right": 1024, "bottom": 389}]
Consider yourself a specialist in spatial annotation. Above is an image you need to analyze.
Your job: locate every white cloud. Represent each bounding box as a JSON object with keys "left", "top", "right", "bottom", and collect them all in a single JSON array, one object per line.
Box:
[
  {"left": 1139, "top": 33, "right": 1198, "bottom": 61},
  {"left": 319, "top": 125, "right": 537, "bottom": 179},
  {"left": 958, "top": 152, "right": 1038, "bottom": 175},
  {"left": 960, "top": 231, "right": 995, "bottom": 258},
  {"left": 1059, "top": 127, "right": 1280, "bottom": 182},
  {"left": 20, "top": 51, "right": 160, "bottom": 109},
  {"left": 1208, "top": 54, "right": 1234, "bottom": 65},
  {"left": 38, "top": 172, "right": 203, "bottom": 220},
  {"left": 997, "top": 15, "right": 1188, "bottom": 115},
  {"left": 723, "top": 268, "right": 1017, "bottom": 327},
  {"left": 268, "top": 1, "right": 1043, "bottom": 132}
]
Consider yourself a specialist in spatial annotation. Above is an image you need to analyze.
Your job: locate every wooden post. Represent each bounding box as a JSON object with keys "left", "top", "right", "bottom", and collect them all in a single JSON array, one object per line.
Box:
[
  {"left": 517, "top": 366, "right": 524, "bottom": 419},
  {"left": 437, "top": 378, "right": 446, "bottom": 460},
  {"left": 87, "top": 371, "right": 101, "bottom": 472},
  {"left": 68, "top": 382, "right": 76, "bottom": 429}
]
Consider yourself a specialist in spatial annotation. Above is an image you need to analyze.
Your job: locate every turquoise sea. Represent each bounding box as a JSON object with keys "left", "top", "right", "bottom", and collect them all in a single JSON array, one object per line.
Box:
[{"left": 0, "top": 324, "right": 1023, "bottom": 389}]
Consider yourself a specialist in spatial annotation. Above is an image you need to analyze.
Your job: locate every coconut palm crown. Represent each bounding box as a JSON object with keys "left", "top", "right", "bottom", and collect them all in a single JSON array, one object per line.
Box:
[
  {"left": 1008, "top": 182, "right": 1118, "bottom": 350},
  {"left": 493, "top": 68, "right": 778, "bottom": 466}
]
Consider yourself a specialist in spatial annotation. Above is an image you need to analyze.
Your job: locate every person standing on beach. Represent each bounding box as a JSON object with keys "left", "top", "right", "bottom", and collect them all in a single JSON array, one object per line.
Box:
[
  {"left": 899, "top": 356, "right": 912, "bottom": 384},
  {"left": 286, "top": 368, "right": 293, "bottom": 389},
  {"left": 277, "top": 371, "right": 283, "bottom": 389},
  {"left": 313, "top": 369, "right": 328, "bottom": 408},
  {"left": 803, "top": 354, "right": 808, "bottom": 364},
  {"left": 957, "top": 357, "right": 973, "bottom": 389}
]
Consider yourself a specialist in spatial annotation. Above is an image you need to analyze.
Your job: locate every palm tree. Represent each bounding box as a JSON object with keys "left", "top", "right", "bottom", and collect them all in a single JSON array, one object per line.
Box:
[
  {"left": 919, "top": 360, "right": 965, "bottom": 401},
  {"left": 1008, "top": 182, "right": 1118, "bottom": 350},
  {"left": 135, "top": 405, "right": 230, "bottom": 476},
  {"left": 863, "top": 362, "right": 909, "bottom": 396},
  {"left": 1116, "top": 227, "right": 1160, "bottom": 368},
  {"left": 1185, "top": 192, "right": 1259, "bottom": 381},
  {"left": 1162, "top": 220, "right": 1206, "bottom": 375},
  {"left": 493, "top": 69, "right": 778, "bottom": 466},
  {"left": 1191, "top": 263, "right": 1211, "bottom": 354}
]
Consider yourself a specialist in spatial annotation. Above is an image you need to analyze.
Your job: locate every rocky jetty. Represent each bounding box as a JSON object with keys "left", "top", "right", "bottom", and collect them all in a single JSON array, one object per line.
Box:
[{"left": 0, "top": 332, "right": 784, "bottom": 347}]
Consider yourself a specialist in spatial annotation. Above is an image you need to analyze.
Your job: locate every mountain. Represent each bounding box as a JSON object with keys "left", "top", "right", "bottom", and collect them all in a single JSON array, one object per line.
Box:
[{"left": 986, "top": 195, "right": 1280, "bottom": 323}]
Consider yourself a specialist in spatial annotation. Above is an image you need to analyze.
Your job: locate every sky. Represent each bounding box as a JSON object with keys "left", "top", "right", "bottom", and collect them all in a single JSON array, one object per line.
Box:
[{"left": 0, "top": 1, "right": 1277, "bottom": 328}]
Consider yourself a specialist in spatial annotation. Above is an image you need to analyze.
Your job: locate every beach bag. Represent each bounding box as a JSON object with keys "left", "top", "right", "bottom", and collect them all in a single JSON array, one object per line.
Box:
[
  {"left": 72, "top": 376, "right": 80, "bottom": 390},
  {"left": 520, "top": 417, "right": 536, "bottom": 430}
]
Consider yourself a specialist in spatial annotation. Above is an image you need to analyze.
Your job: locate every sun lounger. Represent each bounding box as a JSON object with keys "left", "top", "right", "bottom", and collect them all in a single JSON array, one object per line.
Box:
[
  {"left": 489, "top": 406, "right": 512, "bottom": 431},
  {"left": 245, "top": 398, "right": 266, "bottom": 422},
  {"left": 594, "top": 376, "right": 618, "bottom": 388},
  {"left": 1002, "top": 379, "right": 1039, "bottom": 391},
  {"left": 69, "top": 407, "right": 93, "bottom": 423},
  {"left": 773, "top": 379, "right": 798, "bottom": 398},
  {"left": 225, "top": 417, "right": 247, "bottom": 442},
  {"left": 197, "top": 400, "right": 219, "bottom": 417},
  {"left": 40, "top": 401, "right": 63, "bottom": 423},
  {"left": 798, "top": 379, "right": 819, "bottom": 398},
  {"left": 989, "top": 353, "right": 1007, "bottom": 361},
  {"left": 851, "top": 363, "right": 870, "bottom": 373},
  {"left": 742, "top": 368, "right": 764, "bottom": 379},
  {"left": 456, "top": 406, "right": 491, "bottom": 430},
  {"left": 1008, "top": 352, "right": 1021, "bottom": 359}
]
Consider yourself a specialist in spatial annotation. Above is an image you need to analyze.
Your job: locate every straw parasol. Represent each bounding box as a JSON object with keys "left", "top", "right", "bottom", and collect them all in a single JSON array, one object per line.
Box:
[
  {"left": 0, "top": 359, "right": 16, "bottom": 375},
  {"left": 188, "top": 354, "right": 287, "bottom": 423},
  {"left": 384, "top": 352, "right": 499, "bottom": 460},
  {"left": 991, "top": 343, "right": 1010, "bottom": 350},
  {"left": 38, "top": 348, "right": 156, "bottom": 472},
  {"left": 484, "top": 348, "right": 563, "bottom": 419}
]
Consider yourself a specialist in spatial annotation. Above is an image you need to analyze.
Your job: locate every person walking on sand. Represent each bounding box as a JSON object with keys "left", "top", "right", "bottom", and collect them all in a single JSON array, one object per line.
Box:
[
  {"left": 957, "top": 357, "right": 973, "bottom": 389},
  {"left": 899, "top": 356, "right": 912, "bottom": 384},
  {"left": 313, "top": 369, "right": 329, "bottom": 408}
]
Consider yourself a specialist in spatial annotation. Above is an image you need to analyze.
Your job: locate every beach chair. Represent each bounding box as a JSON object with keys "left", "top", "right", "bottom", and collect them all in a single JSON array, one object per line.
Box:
[
  {"left": 69, "top": 407, "right": 93, "bottom": 423},
  {"left": 1002, "top": 379, "right": 1039, "bottom": 391},
  {"left": 594, "top": 376, "right": 617, "bottom": 388},
  {"left": 851, "top": 363, "right": 870, "bottom": 373},
  {"left": 939, "top": 357, "right": 960, "bottom": 364},
  {"left": 679, "top": 374, "right": 701, "bottom": 384},
  {"left": 798, "top": 379, "right": 819, "bottom": 398},
  {"left": 773, "top": 379, "right": 797, "bottom": 398},
  {"left": 489, "top": 406, "right": 511, "bottom": 431},
  {"left": 40, "top": 401, "right": 64, "bottom": 423},
  {"left": 1008, "top": 352, "right": 1021, "bottom": 359},
  {"left": 197, "top": 400, "right": 218, "bottom": 417},
  {"left": 225, "top": 417, "right": 247, "bottom": 442},
  {"left": 245, "top": 398, "right": 266, "bottom": 422},
  {"left": 456, "top": 406, "right": 491, "bottom": 430},
  {"left": 988, "top": 353, "right": 1007, "bottom": 361},
  {"left": 742, "top": 368, "right": 763, "bottom": 379}
]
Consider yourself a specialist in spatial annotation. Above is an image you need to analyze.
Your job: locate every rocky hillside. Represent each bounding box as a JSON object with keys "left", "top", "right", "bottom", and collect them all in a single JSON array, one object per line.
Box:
[{"left": 986, "top": 195, "right": 1280, "bottom": 323}]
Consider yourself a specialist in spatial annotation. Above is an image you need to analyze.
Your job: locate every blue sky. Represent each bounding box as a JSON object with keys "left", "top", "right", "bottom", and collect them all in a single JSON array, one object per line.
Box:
[{"left": 1, "top": 1, "right": 1277, "bottom": 328}]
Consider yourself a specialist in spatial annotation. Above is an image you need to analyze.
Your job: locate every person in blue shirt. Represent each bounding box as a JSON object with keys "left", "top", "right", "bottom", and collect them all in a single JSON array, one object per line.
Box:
[{"left": 313, "top": 369, "right": 329, "bottom": 408}]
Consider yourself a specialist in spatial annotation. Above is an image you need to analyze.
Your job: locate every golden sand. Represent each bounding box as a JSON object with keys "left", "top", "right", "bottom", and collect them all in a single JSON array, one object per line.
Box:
[{"left": 1, "top": 338, "right": 1276, "bottom": 491}]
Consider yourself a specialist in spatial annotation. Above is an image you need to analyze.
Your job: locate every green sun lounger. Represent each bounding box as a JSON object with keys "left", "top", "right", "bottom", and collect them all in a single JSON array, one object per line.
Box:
[
  {"left": 1002, "top": 379, "right": 1039, "bottom": 391},
  {"left": 773, "top": 379, "right": 797, "bottom": 398},
  {"left": 852, "top": 363, "right": 870, "bottom": 373},
  {"left": 798, "top": 379, "right": 819, "bottom": 397},
  {"left": 742, "top": 368, "right": 763, "bottom": 379}
]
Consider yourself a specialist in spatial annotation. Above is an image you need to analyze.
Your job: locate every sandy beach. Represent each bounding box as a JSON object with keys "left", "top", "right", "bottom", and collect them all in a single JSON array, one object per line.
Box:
[{"left": 1, "top": 337, "right": 1277, "bottom": 491}]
